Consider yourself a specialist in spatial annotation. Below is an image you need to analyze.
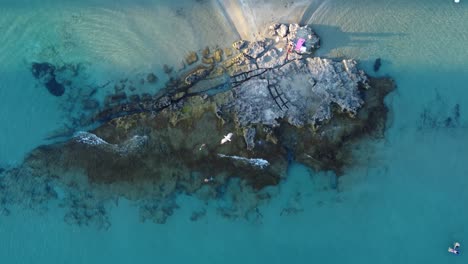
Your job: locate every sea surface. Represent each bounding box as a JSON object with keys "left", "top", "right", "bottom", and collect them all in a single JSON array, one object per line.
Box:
[{"left": 1, "top": 0, "right": 468, "bottom": 263}]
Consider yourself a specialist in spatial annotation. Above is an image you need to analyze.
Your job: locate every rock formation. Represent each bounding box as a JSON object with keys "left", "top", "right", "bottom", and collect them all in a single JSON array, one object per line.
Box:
[{"left": 2, "top": 23, "right": 395, "bottom": 227}]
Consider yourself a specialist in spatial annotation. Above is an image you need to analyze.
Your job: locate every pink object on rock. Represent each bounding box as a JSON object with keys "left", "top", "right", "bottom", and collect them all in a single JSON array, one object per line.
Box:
[{"left": 295, "top": 38, "right": 306, "bottom": 51}]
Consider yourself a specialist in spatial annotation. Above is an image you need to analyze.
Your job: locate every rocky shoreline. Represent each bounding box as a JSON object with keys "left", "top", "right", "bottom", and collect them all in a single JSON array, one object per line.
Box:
[{"left": 1, "top": 23, "right": 395, "bottom": 227}]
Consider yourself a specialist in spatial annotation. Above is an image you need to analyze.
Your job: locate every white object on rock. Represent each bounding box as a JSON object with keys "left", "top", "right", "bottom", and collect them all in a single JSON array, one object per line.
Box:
[
  {"left": 217, "top": 154, "right": 269, "bottom": 168},
  {"left": 221, "top": 133, "right": 234, "bottom": 144},
  {"left": 275, "top": 36, "right": 280, "bottom": 42}
]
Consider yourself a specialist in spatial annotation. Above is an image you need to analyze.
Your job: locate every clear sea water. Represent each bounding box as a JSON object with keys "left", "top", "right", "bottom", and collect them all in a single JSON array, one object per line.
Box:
[{"left": 1, "top": 0, "right": 467, "bottom": 263}]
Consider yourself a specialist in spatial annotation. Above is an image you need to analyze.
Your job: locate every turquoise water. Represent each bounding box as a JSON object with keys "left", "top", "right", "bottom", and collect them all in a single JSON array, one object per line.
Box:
[{"left": 1, "top": 0, "right": 468, "bottom": 263}]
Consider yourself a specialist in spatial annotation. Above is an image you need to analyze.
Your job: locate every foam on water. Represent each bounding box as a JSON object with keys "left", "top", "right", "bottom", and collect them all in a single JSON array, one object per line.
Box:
[{"left": 1, "top": 0, "right": 468, "bottom": 263}]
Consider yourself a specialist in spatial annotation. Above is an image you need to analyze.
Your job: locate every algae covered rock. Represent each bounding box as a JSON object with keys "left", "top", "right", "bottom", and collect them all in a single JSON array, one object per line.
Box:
[
  {"left": 185, "top": 51, "right": 199, "bottom": 65},
  {"left": 31, "top": 62, "right": 65, "bottom": 96},
  {"left": 146, "top": 73, "right": 158, "bottom": 83}
]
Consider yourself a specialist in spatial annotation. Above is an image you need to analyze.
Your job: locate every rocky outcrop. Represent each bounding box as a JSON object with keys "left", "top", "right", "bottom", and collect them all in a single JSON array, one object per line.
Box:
[
  {"left": 230, "top": 57, "right": 368, "bottom": 128},
  {"left": 31, "top": 62, "right": 65, "bottom": 96},
  {"left": 4, "top": 23, "right": 395, "bottom": 227}
]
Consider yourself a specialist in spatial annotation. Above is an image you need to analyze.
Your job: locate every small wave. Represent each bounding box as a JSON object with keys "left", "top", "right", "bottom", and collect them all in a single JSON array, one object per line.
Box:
[
  {"left": 217, "top": 153, "right": 269, "bottom": 168},
  {"left": 73, "top": 131, "right": 147, "bottom": 155}
]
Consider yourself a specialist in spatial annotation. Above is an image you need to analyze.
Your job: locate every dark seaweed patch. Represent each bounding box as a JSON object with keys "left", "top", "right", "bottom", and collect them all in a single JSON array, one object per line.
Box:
[
  {"left": 418, "top": 96, "right": 461, "bottom": 129},
  {"left": 31, "top": 62, "right": 65, "bottom": 96}
]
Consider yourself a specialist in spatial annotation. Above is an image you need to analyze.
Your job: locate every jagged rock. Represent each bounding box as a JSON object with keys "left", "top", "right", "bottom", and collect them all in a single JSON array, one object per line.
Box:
[
  {"left": 202, "top": 46, "right": 210, "bottom": 58},
  {"left": 268, "top": 23, "right": 280, "bottom": 36},
  {"left": 257, "top": 48, "right": 283, "bottom": 68},
  {"left": 202, "top": 57, "right": 214, "bottom": 65},
  {"left": 277, "top": 24, "right": 288, "bottom": 37},
  {"left": 233, "top": 40, "right": 248, "bottom": 50},
  {"left": 287, "top": 23, "right": 320, "bottom": 51},
  {"left": 231, "top": 57, "right": 368, "bottom": 127},
  {"left": 184, "top": 66, "right": 211, "bottom": 85},
  {"left": 214, "top": 49, "right": 223, "bottom": 62},
  {"left": 185, "top": 52, "right": 198, "bottom": 65},
  {"left": 242, "top": 41, "right": 266, "bottom": 59},
  {"left": 224, "top": 48, "right": 233, "bottom": 57}
]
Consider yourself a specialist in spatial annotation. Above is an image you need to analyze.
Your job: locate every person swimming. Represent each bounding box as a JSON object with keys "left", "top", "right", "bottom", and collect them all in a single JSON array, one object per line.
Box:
[{"left": 448, "top": 242, "right": 461, "bottom": 255}]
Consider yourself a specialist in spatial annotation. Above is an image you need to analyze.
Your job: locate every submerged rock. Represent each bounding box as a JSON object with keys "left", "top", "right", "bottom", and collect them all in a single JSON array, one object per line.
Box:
[
  {"left": 374, "top": 58, "right": 382, "bottom": 72},
  {"left": 31, "top": 62, "right": 65, "bottom": 96},
  {"left": 146, "top": 73, "right": 158, "bottom": 83},
  {"left": 185, "top": 51, "right": 199, "bottom": 65}
]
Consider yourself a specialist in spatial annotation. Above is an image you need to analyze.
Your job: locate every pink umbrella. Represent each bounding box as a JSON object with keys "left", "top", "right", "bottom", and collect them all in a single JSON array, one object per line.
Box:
[{"left": 295, "top": 38, "right": 306, "bottom": 51}]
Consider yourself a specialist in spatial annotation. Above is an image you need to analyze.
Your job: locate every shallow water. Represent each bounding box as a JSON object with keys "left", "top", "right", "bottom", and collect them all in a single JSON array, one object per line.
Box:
[{"left": 1, "top": 0, "right": 468, "bottom": 263}]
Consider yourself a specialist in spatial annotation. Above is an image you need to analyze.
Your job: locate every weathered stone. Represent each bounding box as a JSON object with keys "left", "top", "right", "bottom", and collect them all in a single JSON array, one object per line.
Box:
[
  {"left": 277, "top": 24, "right": 288, "bottom": 37},
  {"left": 242, "top": 41, "right": 266, "bottom": 59},
  {"left": 202, "top": 46, "right": 210, "bottom": 58},
  {"left": 214, "top": 49, "right": 223, "bottom": 62},
  {"left": 184, "top": 66, "right": 212, "bottom": 85},
  {"left": 286, "top": 23, "right": 320, "bottom": 51},
  {"left": 256, "top": 48, "right": 283, "bottom": 68},
  {"left": 231, "top": 56, "right": 368, "bottom": 127},
  {"left": 185, "top": 51, "right": 199, "bottom": 65},
  {"left": 171, "top": 92, "right": 186, "bottom": 101},
  {"left": 202, "top": 57, "right": 214, "bottom": 65},
  {"left": 268, "top": 23, "right": 280, "bottom": 36},
  {"left": 233, "top": 40, "right": 248, "bottom": 50},
  {"left": 224, "top": 47, "right": 233, "bottom": 57}
]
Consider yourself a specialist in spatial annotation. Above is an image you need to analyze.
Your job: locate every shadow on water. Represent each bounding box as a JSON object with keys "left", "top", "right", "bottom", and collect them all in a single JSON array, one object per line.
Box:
[{"left": 310, "top": 24, "right": 406, "bottom": 55}]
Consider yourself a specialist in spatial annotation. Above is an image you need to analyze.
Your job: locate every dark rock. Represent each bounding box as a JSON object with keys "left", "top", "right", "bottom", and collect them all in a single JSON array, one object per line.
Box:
[
  {"left": 114, "top": 84, "right": 125, "bottom": 92},
  {"left": 129, "top": 94, "right": 140, "bottom": 103},
  {"left": 374, "top": 58, "right": 381, "bottom": 72},
  {"left": 184, "top": 66, "right": 211, "bottom": 85},
  {"left": 31, "top": 62, "right": 65, "bottom": 96},
  {"left": 82, "top": 99, "right": 99, "bottom": 110},
  {"left": 147, "top": 73, "right": 158, "bottom": 84},
  {"left": 44, "top": 78, "right": 65, "bottom": 96},
  {"left": 31, "top": 62, "right": 55, "bottom": 80},
  {"left": 105, "top": 92, "right": 127, "bottom": 106},
  {"left": 163, "top": 64, "right": 173, "bottom": 74},
  {"left": 232, "top": 40, "right": 248, "bottom": 50}
]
